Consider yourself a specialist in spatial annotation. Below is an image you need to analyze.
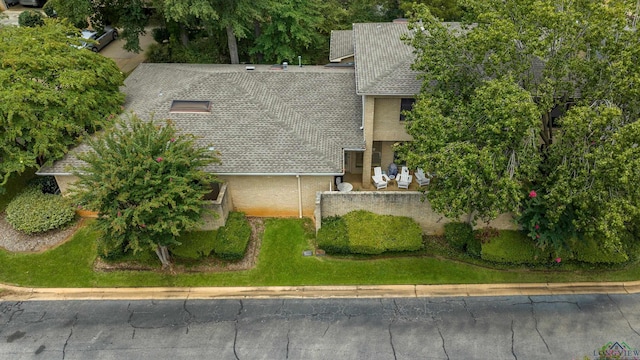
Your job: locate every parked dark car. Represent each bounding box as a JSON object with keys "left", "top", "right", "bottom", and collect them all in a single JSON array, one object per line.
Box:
[
  {"left": 6, "top": 0, "right": 20, "bottom": 6},
  {"left": 79, "top": 27, "right": 118, "bottom": 52},
  {"left": 19, "top": 0, "right": 46, "bottom": 7}
]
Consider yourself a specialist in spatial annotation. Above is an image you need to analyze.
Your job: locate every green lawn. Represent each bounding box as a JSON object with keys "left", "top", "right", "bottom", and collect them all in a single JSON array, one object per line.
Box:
[{"left": 2, "top": 218, "right": 640, "bottom": 288}]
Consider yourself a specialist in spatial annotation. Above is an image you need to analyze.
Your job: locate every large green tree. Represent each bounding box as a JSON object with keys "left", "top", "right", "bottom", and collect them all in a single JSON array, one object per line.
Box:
[
  {"left": 401, "top": 77, "right": 541, "bottom": 224},
  {"left": 0, "top": 20, "right": 124, "bottom": 191},
  {"left": 401, "top": 1, "right": 640, "bottom": 246},
  {"left": 72, "top": 114, "right": 220, "bottom": 268},
  {"left": 541, "top": 104, "right": 640, "bottom": 250}
]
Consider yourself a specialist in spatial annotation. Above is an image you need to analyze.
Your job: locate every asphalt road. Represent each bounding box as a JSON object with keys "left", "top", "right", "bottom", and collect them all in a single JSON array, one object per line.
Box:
[{"left": 2, "top": 294, "right": 640, "bottom": 359}]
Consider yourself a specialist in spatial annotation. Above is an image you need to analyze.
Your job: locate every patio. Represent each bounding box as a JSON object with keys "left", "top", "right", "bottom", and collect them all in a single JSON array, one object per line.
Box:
[{"left": 340, "top": 171, "right": 425, "bottom": 192}]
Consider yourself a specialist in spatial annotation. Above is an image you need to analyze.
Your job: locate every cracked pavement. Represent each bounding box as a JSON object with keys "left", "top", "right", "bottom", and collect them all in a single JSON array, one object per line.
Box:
[{"left": 2, "top": 295, "right": 640, "bottom": 359}]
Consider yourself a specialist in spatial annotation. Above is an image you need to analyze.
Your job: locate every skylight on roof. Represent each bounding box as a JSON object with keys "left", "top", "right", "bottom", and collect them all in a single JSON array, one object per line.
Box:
[{"left": 169, "top": 100, "right": 211, "bottom": 113}]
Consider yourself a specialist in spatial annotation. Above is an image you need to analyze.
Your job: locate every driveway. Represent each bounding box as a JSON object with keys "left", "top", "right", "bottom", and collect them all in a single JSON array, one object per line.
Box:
[{"left": 101, "top": 28, "right": 154, "bottom": 74}]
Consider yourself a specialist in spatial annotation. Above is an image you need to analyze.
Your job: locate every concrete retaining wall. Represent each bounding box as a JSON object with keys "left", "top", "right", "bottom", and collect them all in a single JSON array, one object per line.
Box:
[
  {"left": 315, "top": 191, "right": 518, "bottom": 234},
  {"left": 200, "top": 182, "right": 232, "bottom": 230}
]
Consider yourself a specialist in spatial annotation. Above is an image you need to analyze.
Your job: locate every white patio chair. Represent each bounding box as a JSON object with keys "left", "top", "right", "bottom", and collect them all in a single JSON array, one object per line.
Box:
[
  {"left": 372, "top": 166, "right": 389, "bottom": 190},
  {"left": 397, "top": 167, "right": 412, "bottom": 189},
  {"left": 414, "top": 168, "right": 430, "bottom": 186}
]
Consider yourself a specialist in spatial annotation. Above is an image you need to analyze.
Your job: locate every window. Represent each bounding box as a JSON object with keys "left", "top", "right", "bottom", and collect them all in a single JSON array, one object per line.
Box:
[
  {"left": 169, "top": 100, "right": 211, "bottom": 113},
  {"left": 400, "top": 98, "right": 415, "bottom": 121},
  {"left": 400, "top": 98, "right": 416, "bottom": 121}
]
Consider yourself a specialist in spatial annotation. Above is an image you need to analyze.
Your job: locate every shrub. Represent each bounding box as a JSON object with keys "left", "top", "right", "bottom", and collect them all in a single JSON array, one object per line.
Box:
[
  {"left": 152, "top": 27, "right": 170, "bottom": 43},
  {"left": 43, "top": 3, "right": 57, "bottom": 18},
  {"left": 481, "top": 230, "right": 546, "bottom": 264},
  {"left": 317, "top": 216, "right": 349, "bottom": 254},
  {"left": 6, "top": 187, "right": 75, "bottom": 234},
  {"left": 18, "top": 10, "right": 44, "bottom": 27},
  {"left": 569, "top": 236, "right": 629, "bottom": 264},
  {"left": 343, "top": 210, "right": 423, "bottom": 255},
  {"left": 145, "top": 43, "right": 172, "bottom": 63},
  {"left": 145, "top": 38, "right": 226, "bottom": 64},
  {"left": 444, "top": 222, "right": 474, "bottom": 251},
  {"left": 96, "top": 237, "right": 127, "bottom": 260},
  {"left": 213, "top": 212, "right": 251, "bottom": 260},
  {"left": 469, "top": 227, "right": 498, "bottom": 258},
  {"left": 171, "top": 230, "right": 218, "bottom": 260}
]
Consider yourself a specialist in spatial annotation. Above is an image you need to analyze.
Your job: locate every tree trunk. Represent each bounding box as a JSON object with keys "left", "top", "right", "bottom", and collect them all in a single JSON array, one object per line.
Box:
[
  {"left": 227, "top": 25, "right": 239, "bottom": 64},
  {"left": 253, "top": 21, "right": 263, "bottom": 63},
  {"left": 179, "top": 25, "right": 189, "bottom": 47},
  {"left": 154, "top": 245, "right": 172, "bottom": 269},
  {"left": 540, "top": 111, "right": 552, "bottom": 149}
]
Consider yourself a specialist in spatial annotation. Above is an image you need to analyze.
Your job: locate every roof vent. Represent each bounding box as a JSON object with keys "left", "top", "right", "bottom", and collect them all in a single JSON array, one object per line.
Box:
[{"left": 169, "top": 100, "right": 211, "bottom": 113}]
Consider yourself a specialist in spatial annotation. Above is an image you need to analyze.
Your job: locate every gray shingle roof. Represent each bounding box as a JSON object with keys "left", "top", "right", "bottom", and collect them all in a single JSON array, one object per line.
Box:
[
  {"left": 353, "top": 22, "right": 467, "bottom": 96},
  {"left": 40, "top": 64, "right": 364, "bottom": 176},
  {"left": 329, "top": 30, "right": 354, "bottom": 62},
  {"left": 353, "top": 23, "right": 422, "bottom": 96}
]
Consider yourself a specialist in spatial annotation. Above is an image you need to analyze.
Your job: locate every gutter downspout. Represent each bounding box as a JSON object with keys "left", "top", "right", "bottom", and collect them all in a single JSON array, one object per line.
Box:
[
  {"left": 360, "top": 96, "right": 365, "bottom": 131},
  {"left": 296, "top": 175, "right": 303, "bottom": 218}
]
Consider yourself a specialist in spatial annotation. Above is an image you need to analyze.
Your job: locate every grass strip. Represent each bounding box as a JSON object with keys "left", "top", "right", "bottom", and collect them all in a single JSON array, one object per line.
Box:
[{"left": 1, "top": 218, "right": 640, "bottom": 288}]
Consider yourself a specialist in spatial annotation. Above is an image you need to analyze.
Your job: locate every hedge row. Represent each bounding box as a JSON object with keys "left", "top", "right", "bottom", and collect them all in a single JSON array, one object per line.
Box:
[
  {"left": 480, "top": 231, "right": 546, "bottom": 264},
  {"left": 6, "top": 187, "right": 76, "bottom": 234},
  {"left": 443, "top": 222, "right": 483, "bottom": 257},
  {"left": 480, "top": 231, "right": 630, "bottom": 265},
  {"left": 213, "top": 212, "right": 252, "bottom": 260},
  {"left": 318, "top": 210, "right": 423, "bottom": 255},
  {"left": 316, "top": 216, "right": 349, "bottom": 254},
  {"left": 170, "top": 230, "right": 218, "bottom": 260}
]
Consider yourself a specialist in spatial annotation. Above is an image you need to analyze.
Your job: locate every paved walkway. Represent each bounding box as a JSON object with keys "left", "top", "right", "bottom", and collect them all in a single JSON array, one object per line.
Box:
[{"left": 2, "top": 281, "right": 639, "bottom": 301}]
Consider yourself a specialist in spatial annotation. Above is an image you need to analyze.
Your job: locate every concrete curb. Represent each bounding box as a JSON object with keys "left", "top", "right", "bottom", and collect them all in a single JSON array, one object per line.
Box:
[{"left": 1, "top": 282, "right": 637, "bottom": 301}]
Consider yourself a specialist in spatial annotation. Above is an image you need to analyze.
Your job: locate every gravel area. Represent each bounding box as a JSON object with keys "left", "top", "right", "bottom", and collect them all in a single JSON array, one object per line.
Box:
[{"left": 0, "top": 213, "right": 81, "bottom": 253}]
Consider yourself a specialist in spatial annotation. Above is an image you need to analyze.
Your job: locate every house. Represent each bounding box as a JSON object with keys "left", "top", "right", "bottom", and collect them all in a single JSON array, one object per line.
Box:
[
  {"left": 39, "top": 64, "right": 364, "bottom": 218},
  {"left": 40, "top": 21, "right": 440, "bottom": 219}
]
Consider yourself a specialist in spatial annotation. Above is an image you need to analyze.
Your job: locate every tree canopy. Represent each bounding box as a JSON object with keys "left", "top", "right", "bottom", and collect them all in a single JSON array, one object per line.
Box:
[
  {"left": 72, "top": 114, "right": 220, "bottom": 268},
  {"left": 400, "top": 0, "right": 640, "bottom": 248},
  {"left": 0, "top": 20, "right": 124, "bottom": 191},
  {"left": 46, "top": 0, "right": 461, "bottom": 64}
]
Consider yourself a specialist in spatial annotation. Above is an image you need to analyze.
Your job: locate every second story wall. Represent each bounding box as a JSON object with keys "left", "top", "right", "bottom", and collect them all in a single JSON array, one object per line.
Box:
[{"left": 372, "top": 97, "right": 413, "bottom": 142}]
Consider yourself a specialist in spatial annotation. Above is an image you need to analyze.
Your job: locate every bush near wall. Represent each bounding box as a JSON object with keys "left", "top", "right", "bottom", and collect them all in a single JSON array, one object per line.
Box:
[
  {"left": 325, "top": 210, "right": 422, "bottom": 255},
  {"left": 444, "top": 222, "right": 473, "bottom": 250},
  {"left": 568, "top": 236, "right": 629, "bottom": 264},
  {"left": 5, "top": 187, "right": 76, "bottom": 234},
  {"left": 481, "top": 230, "right": 547, "bottom": 264},
  {"left": 18, "top": 10, "right": 44, "bottom": 27},
  {"left": 213, "top": 212, "right": 251, "bottom": 260},
  {"left": 345, "top": 211, "right": 423, "bottom": 254},
  {"left": 316, "top": 216, "right": 349, "bottom": 254},
  {"left": 171, "top": 230, "right": 218, "bottom": 260}
]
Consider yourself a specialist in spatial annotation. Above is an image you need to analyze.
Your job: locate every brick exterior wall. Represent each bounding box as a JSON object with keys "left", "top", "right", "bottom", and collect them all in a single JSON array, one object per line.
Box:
[
  {"left": 219, "top": 175, "right": 332, "bottom": 218},
  {"left": 372, "top": 97, "right": 414, "bottom": 141},
  {"left": 54, "top": 175, "right": 79, "bottom": 195},
  {"left": 315, "top": 190, "right": 519, "bottom": 234},
  {"left": 362, "top": 95, "right": 415, "bottom": 188}
]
